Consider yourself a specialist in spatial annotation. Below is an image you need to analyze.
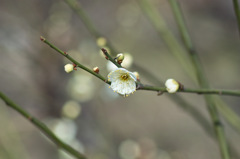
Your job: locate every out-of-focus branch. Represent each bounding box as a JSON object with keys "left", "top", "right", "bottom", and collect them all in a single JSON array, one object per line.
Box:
[
  {"left": 0, "top": 92, "right": 87, "bottom": 159},
  {"left": 232, "top": 0, "right": 240, "bottom": 37},
  {"left": 137, "top": 0, "right": 196, "bottom": 81},
  {"left": 168, "top": 0, "right": 240, "bottom": 140},
  {"left": 41, "top": 36, "right": 215, "bottom": 140},
  {"left": 61, "top": 1, "right": 221, "bottom": 140},
  {"left": 168, "top": 0, "right": 231, "bottom": 158},
  {"left": 60, "top": 1, "right": 221, "bottom": 142}
]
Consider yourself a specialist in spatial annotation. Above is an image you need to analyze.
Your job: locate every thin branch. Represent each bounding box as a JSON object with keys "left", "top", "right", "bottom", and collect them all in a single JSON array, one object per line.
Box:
[
  {"left": 40, "top": 36, "right": 240, "bottom": 157},
  {"left": 41, "top": 36, "right": 240, "bottom": 97},
  {"left": 140, "top": 85, "right": 240, "bottom": 97},
  {"left": 61, "top": 1, "right": 221, "bottom": 142},
  {"left": 63, "top": 0, "right": 101, "bottom": 39},
  {"left": 168, "top": 0, "right": 231, "bottom": 158},
  {"left": 0, "top": 92, "right": 86, "bottom": 159},
  {"left": 60, "top": 2, "right": 239, "bottom": 144},
  {"left": 101, "top": 48, "right": 122, "bottom": 68},
  {"left": 62, "top": 0, "right": 169, "bottom": 86},
  {"left": 168, "top": 0, "right": 193, "bottom": 51},
  {"left": 232, "top": 0, "right": 240, "bottom": 38},
  {"left": 40, "top": 36, "right": 110, "bottom": 84},
  {"left": 137, "top": 0, "right": 196, "bottom": 81},
  {"left": 41, "top": 37, "right": 216, "bottom": 142},
  {"left": 168, "top": 0, "right": 240, "bottom": 142}
]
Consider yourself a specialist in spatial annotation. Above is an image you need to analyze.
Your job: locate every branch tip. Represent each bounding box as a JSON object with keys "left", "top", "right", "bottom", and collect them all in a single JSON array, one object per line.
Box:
[
  {"left": 101, "top": 48, "right": 107, "bottom": 53},
  {"left": 40, "top": 36, "right": 45, "bottom": 42},
  {"left": 101, "top": 48, "right": 109, "bottom": 59}
]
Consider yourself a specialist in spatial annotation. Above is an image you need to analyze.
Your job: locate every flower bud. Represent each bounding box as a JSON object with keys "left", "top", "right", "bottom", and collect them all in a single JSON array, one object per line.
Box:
[
  {"left": 64, "top": 64, "right": 74, "bottom": 73},
  {"left": 133, "top": 72, "right": 140, "bottom": 81},
  {"left": 116, "top": 53, "right": 125, "bottom": 64},
  {"left": 165, "top": 79, "right": 180, "bottom": 93},
  {"left": 93, "top": 66, "right": 99, "bottom": 73}
]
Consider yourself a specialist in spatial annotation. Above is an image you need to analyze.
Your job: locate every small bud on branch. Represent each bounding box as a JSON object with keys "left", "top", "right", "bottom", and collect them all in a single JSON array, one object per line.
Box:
[{"left": 93, "top": 67, "right": 99, "bottom": 73}]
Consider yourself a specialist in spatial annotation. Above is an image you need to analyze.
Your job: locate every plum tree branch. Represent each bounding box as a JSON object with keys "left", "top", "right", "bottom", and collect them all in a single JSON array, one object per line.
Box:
[
  {"left": 41, "top": 36, "right": 240, "bottom": 97},
  {"left": 0, "top": 92, "right": 86, "bottom": 159},
  {"left": 168, "top": 0, "right": 231, "bottom": 158}
]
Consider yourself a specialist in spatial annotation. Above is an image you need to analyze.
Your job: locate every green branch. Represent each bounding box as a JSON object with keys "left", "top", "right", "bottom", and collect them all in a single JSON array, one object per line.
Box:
[
  {"left": 41, "top": 36, "right": 240, "bottom": 97},
  {"left": 63, "top": 0, "right": 169, "bottom": 86},
  {"left": 61, "top": 1, "right": 221, "bottom": 145},
  {"left": 101, "top": 48, "right": 122, "bottom": 68},
  {"left": 41, "top": 36, "right": 216, "bottom": 142},
  {"left": 63, "top": 0, "right": 101, "bottom": 39},
  {"left": 41, "top": 35, "right": 240, "bottom": 158},
  {"left": 137, "top": 0, "right": 196, "bottom": 82},
  {"left": 63, "top": 0, "right": 116, "bottom": 53},
  {"left": 140, "top": 85, "right": 240, "bottom": 96},
  {"left": 0, "top": 92, "right": 86, "bottom": 159},
  {"left": 168, "top": 0, "right": 240, "bottom": 141},
  {"left": 168, "top": 0, "right": 231, "bottom": 158},
  {"left": 232, "top": 0, "right": 240, "bottom": 37},
  {"left": 40, "top": 36, "right": 110, "bottom": 85}
]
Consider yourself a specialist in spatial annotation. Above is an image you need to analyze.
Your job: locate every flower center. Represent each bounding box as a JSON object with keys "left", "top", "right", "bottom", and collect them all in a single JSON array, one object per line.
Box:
[{"left": 121, "top": 73, "right": 129, "bottom": 81}]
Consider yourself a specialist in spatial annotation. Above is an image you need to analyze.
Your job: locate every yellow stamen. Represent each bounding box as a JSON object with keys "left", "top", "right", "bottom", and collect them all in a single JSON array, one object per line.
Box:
[{"left": 121, "top": 73, "right": 129, "bottom": 80}]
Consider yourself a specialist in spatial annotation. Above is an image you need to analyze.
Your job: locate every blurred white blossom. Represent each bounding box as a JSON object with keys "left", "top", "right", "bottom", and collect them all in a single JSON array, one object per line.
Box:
[
  {"left": 67, "top": 73, "right": 95, "bottom": 102},
  {"left": 119, "top": 140, "right": 141, "bottom": 159},
  {"left": 96, "top": 37, "right": 107, "bottom": 47},
  {"left": 62, "top": 100, "right": 81, "bottom": 119}
]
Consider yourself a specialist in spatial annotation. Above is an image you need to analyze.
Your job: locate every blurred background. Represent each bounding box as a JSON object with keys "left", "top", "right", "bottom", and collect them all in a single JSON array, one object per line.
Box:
[{"left": 0, "top": 0, "right": 240, "bottom": 159}]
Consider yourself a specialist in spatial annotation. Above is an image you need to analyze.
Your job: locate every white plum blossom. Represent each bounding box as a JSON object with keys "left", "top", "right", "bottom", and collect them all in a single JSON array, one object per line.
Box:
[
  {"left": 165, "top": 79, "right": 179, "bottom": 93},
  {"left": 108, "top": 68, "right": 137, "bottom": 96},
  {"left": 64, "top": 64, "right": 74, "bottom": 73}
]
